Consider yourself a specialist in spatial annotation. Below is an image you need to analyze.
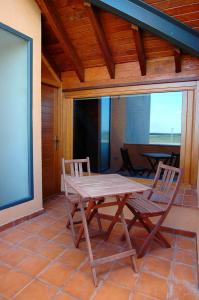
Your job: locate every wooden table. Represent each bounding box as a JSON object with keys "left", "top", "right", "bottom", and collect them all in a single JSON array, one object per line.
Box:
[
  {"left": 66, "top": 174, "right": 150, "bottom": 285},
  {"left": 142, "top": 152, "right": 171, "bottom": 176}
]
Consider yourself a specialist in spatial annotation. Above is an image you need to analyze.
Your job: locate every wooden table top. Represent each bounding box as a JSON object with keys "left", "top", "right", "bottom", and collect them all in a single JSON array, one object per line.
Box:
[{"left": 66, "top": 174, "right": 150, "bottom": 200}]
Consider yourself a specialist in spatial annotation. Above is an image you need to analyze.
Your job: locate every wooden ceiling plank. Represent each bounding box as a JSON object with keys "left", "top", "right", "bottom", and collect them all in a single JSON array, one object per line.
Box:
[
  {"left": 174, "top": 48, "right": 182, "bottom": 73},
  {"left": 36, "top": 0, "right": 84, "bottom": 82},
  {"left": 131, "top": 25, "right": 146, "bottom": 76},
  {"left": 84, "top": 2, "right": 115, "bottom": 78}
]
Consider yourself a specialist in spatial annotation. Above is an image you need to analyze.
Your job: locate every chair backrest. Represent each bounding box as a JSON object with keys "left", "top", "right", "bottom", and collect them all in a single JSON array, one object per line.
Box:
[
  {"left": 149, "top": 161, "right": 183, "bottom": 211},
  {"left": 62, "top": 157, "right": 91, "bottom": 196},
  {"left": 120, "top": 148, "right": 133, "bottom": 169}
]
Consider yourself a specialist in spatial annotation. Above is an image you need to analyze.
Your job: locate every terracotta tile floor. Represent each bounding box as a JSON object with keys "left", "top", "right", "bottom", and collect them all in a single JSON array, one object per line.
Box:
[{"left": 0, "top": 194, "right": 198, "bottom": 300}]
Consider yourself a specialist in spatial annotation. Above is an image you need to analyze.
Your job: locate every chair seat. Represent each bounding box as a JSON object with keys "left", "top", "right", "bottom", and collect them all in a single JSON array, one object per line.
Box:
[{"left": 127, "top": 194, "right": 165, "bottom": 215}]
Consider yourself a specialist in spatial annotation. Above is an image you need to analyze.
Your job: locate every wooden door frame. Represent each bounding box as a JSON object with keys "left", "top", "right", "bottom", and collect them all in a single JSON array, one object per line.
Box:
[{"left": 62, "top": 81, "right": 199, "bottom": 186}]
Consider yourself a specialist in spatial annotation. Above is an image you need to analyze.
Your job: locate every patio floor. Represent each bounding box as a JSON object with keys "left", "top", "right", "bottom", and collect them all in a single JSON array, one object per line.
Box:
[{"left": 0, "top": 194, "right": 198, "bottom": 300}]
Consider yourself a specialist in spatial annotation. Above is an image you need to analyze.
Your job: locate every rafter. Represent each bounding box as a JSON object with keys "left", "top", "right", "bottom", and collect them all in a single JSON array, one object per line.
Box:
[
  {"left": 84, "top": 2, "right": 115, "bottom": 79},
  {"left": 36, "top": 0, "right": 84, "bottom": 82},
  {"left": 174, "top": 49, "right": 182, "bottom": 73},
  {"left": 131, "top": 25, "right": 146, "bottom": 76},
  {"left": 42, "top": 50, "right": 61, "bottom": 83},
  {"left": 88, "top": 0, "right": 199, "bottom": 58}
]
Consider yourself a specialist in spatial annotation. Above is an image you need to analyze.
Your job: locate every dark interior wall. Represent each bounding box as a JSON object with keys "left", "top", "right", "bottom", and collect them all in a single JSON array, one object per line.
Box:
[{"left": 73, "top": 99, "right": 100, "bottom": 172}]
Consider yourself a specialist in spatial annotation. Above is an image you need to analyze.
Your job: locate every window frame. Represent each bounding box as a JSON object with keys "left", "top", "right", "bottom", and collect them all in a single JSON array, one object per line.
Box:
[{"left": 0, "top": 22, "right": 33, "bottom": 210}]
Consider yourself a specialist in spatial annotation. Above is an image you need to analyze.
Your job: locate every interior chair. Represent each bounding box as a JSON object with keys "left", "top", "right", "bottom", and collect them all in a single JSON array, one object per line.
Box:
[
  {"left": 122, "top": 162, "right": 182, "bottom": 258},
  {"left": 120, "top": 147, "right": 148, "bottom": 176},
  {"left": 168, "top": 152, "right": 180, "bottom": 168},
  {"left": 62, "top": 157, "right": 103, "bottom": 237}
]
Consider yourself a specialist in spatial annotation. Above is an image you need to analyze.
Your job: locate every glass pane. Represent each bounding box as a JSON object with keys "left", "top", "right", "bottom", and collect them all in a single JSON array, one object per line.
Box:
[
  {"left": 100, "top": 96, "right": 110, "bottom": 171},
  {"left": 150, "top": 92, "right": 182, "bottom": 144},
  {"left": 0, "top": 24, "right": 33, "bottom": 209},
  {"left": 124, "top": 92, "right": 182, "bottom": 145}
]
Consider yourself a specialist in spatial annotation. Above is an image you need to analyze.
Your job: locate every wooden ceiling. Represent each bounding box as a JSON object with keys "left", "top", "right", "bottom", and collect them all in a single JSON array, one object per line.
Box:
[{"left": 37, "top": 0, "right": 199, "bottom": 81}]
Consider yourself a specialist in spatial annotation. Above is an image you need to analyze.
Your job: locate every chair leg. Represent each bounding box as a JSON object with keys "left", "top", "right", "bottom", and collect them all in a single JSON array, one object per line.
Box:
[
  {"left": 79, "top": 201, "right": 98, "bottom": 286},
  {"left": 75, "top": 200, "right": 95, "bottom": 248},
  {"left": 137, "top": 217, "right": 165, "bottom": 258},
  {"left": 120, "top": 215, "right": 138, "bottom": 241},
  {"left": 96, "top": 211, "right": 103, "bottom": 233},
  {"left": 144, "top": 218, "right": 170, "bottom": 248},
  {"left": 65, "top": 200, "right": 77, "bottom": 245},
  {"left": 66, "top": 203, "right": 78, "bottom": 228}
]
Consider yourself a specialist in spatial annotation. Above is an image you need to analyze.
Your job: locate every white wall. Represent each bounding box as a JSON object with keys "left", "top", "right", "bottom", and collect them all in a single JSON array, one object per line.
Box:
[{"left": 0, "top": 0, "right": 42, "bottom": 225}]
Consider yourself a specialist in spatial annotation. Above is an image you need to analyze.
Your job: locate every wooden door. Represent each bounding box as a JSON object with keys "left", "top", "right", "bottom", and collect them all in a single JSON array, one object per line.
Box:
[{"left": 42, "top": 84, "right": 59, "bottom": 198}]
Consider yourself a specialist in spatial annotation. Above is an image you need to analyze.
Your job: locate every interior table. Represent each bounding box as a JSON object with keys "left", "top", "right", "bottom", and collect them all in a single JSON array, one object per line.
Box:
[
  {"left": 66, "top": 173, "right": 150, "bottom": 285},
  {"left": 142, "top": 152, "right": 171, "bottom": 177}
]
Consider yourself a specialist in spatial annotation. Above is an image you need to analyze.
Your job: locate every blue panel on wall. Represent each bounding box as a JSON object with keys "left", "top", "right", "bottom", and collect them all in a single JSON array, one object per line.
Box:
[{"left": 0, "top": 23, "right": 33, "bottom": 210}]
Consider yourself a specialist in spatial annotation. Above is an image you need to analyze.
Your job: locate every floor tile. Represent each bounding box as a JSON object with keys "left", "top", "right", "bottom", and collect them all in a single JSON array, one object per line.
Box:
[
  {"left": 39, "top": 226, "right": 62, "bottom": 240},
  {"left": 19, "top": 221, "right": 46, "bottom": 233},
  {"left": 54, "top": 292, "right": 76, "bottom": 300},
  {"left": 133, "top": 292, "right": 157, "bottom": 300},
  {"left": 39, "top": 241, "right": 65, "bottom": 259},
  {"left": 171, "top": 283, "right": 199, "bottom": 300},
  {"left": 63, "top": 271, "right": 96, "bottom": 300},
  {"left": 13, "top": 279, "right": 57, "bottom": 300},
  {"left": 0, "top": 246, "right": 31, "bottom": 267},
  {"left": 20, "top": 236, "right": 48, "bottom": 252},
  {"left": 0, "top": 270, "right": 31, "bottom": 298},
  {"left": 174, "top": 249, "right": 197, "bottom": 265},
  {"left": 58, "top": 248, "right": 87, "bottom": 268},
  {"left": 107, "top": 264, "right": 138, "bottom": 289},
  {"left": 0, "top": 263, "right": 11, "bottom": 279},
  {"left": 176, "top": 237, "right": 196, "bottom": 251},
  {"left": 32, "top": 215, "right": 56, "bottom": 226},
  {"left": 39, "top": 261, "right": 74, "bottom": 287},
  {"left": 0, "top": 239, "right": 12, "bottom": 254},
  {"left": 1, "top": 228, "right": 28, "bottom": 244},
  {"left": 17, "top": 254, "right": 49, "bottom": 276},
  {"left": 148, "top": 247, "right": 174, "bottom": 261},
  {"left": 53, "top": 232, "right": 74, "bottom": 246},
  {"left": 173, "top": 263, "right": 197, "bottom": 286},
  {"left": 136, "top": 272, "right": 168, "bottom": 300},
  {"left": 93, "top": 281, "right": 130, "bottom": 300},
  {"left": 142, "top": 256, "right": 171, "bottom": 278}
]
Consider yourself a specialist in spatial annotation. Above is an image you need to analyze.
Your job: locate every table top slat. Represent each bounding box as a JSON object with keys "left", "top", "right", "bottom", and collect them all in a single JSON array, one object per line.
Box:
[{"left": 66, "top": 174, "right": 150, "bottom": 200}]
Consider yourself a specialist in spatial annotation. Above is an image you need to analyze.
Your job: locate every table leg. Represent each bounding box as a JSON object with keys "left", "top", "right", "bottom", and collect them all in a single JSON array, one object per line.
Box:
[
  {"left": 145, "top": 157, "right": 156, "bottom": 177},
  {"left": 79, "top": 201, "right": 98, "bottom": 286},
  {"left": 120, "top": 211, "right": 137, "bottom": 272}
]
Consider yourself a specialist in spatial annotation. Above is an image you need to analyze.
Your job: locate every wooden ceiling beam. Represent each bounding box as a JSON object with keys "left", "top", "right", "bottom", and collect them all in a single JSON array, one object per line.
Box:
[
  {"left": 88, "top": 0, "right": 199, "bottom": 58},
  {"left": 42, "top": 50, "right": 61, "bottom": 83},
  {"left": 174, "top": 48, "right": 182, "bottom": 73},
  {"left": 36, "top": 0, "right": 84, "bottom": 82},
  {"left": 131, "top": 25, "right": 146, "bottom": 76},
  {"left": 84, "top": 2, "right": 115, "bottom": 79}
]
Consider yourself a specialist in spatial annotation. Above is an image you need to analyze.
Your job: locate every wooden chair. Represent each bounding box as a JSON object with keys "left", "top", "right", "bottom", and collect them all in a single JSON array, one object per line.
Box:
[
  {"left": 122, "top": 162, "right": 183, "bottom": 258},
  {"left": 168, "top": 152, "right": 180, "bottom": 168},
  {"left": 120, "top": 148, "right": 148, "bottom": 176},
  {"left": 62, "top": 157, "right": 103, "bottom": 244}
]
